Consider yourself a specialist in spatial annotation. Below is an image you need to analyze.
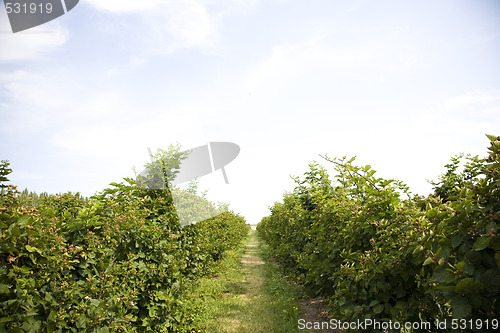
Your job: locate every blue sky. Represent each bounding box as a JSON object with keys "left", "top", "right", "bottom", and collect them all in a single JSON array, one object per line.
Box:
[{"left": 1, "top": 0, "right": 499, "bottom": 224}]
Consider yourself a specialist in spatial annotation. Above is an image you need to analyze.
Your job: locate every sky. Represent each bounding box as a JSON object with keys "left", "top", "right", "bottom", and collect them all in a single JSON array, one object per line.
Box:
[{"left": 1, "top": 0, "right": 499, "bottom": 224}]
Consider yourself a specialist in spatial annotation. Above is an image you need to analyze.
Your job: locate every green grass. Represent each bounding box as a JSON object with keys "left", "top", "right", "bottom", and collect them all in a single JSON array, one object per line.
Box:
[{"left": 183, "top": 230, "right": 306, "bottom": 333}]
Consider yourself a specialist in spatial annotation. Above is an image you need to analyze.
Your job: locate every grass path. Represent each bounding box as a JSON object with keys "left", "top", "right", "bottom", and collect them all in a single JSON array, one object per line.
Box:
[{"left": 189, "top": 230, "right": 308, "bottom": 332}]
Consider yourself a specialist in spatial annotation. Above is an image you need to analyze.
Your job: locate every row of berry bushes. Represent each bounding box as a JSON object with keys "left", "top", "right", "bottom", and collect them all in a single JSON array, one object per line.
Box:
[
  {"left": 258, "top": 135, "right": 499, "bottom": 332},
  {"left": 0, "top": 164, "right": 248, "bottom": 332}
]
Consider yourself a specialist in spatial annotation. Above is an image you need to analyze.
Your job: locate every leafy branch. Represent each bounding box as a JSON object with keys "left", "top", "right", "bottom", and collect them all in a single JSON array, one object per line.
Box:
[{"left": 320, "top": 154, "right": 380, "bottom": 192}]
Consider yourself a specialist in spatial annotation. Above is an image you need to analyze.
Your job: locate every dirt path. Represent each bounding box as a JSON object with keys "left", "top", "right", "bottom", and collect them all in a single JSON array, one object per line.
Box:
[
  {"left": 210, "top": 231, "right": 271, "bottom": 332},
  {"left": 199, "top": 230, "right": 336, "bottom": 332},
  {"left": 232, "top": 232, "right": 267, "bottom": 329},
  {"left": 202, "top": 230, "right": 295, "bottom": 332}
]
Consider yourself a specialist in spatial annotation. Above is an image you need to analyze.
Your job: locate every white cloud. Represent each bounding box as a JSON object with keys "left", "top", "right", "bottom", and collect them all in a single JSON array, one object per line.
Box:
[
  {"left": 244, "top": 31, "right": 423, "bottom": 94},
  {"left": 0, "top": 69, "right": 78, "bottom": 134},
  {"left": 71, "top": 92, "right": 125, "bottom": 120},
  {"left": 443, "top": 89, "right": 500, "bottom": 125},
  {"left": 84, "top": 0, "right": 162, "bottom": 13},
  {"left": 244, "top": 37, "right": 368, "bottom": 92},
  {"left": 106, "top": 56, "right": 148, "bottom": 76},
  {"left": 166, "top": 1, "right": 218, "bottom": 48},
  {"left": 344, "top": 0, "right": 364, "bottom": 13},
  {"left": 85, "top": 0, "right": 262, "bottom": 55},
  {"left": 0, "top": 66, "right": 207, "bottom": 156},
  {"left": 445, "top": 89, "right": 500, "bottom": 110},
  {"left": 0, "top": 67, "right": 143, "bottom": 135},
  {"left": 2, "top": 72, "right": 62, "bottom": 109},
  {"left": 140, "top": 1, "right": 224, "bottom": 54},
  {"left": 1, "top": 72, "right": 55, "bottom": 135},
  {"left": 0, "top": 13, "right": 69, "bottom": 62},
  {"left": 47, "top": 107, "right": 208, "bottom": 158}
]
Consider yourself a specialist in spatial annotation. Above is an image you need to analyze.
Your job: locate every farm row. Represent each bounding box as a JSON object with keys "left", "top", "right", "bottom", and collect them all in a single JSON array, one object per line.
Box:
[
  {"left": 258, "top": 135, "right": 500, "bottom": 332},
  {"left": 0, "top": 159, "right": 248, "bottom": 332}
]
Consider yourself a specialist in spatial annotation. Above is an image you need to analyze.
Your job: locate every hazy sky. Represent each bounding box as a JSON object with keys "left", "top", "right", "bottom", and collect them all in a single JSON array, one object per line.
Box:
[{"left": 1, "top": 0, "right": 499, "bottom": 224}]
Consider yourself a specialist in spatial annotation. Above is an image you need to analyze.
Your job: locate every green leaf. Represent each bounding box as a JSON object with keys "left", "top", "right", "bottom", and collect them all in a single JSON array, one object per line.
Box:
[
  {"left": 455, "top": 278, "right": 474, "bottom": 292},
  {"left": 468, "top": 293, "right": 482, "bottom": 308},
  {"left": 450, "top": 295, "right": 471, "bottom": 319},
  {"left": 25, "top": 245, "right": 41, "bottom": 254},
  {"left": 472, "top": 235, "right": 491, "bottom": 251},
  {"left": 423, "top": 257, "right": 433, "bottom": 266},
  {"left": 463, "top": 261, "right": 475, "bottom": 275},
  {"left": 432, "top": 268, "right": 452, "bottom": 283},
  {"left": 156, "top": 291, "right": 167, "bottom": 300},
  {"left": 10, "top": 226, "right": 21, "bottom": 237},
  {"left": 451, "top": 233, "right": 463, "bottom": 248},
  {"left": 412, "top": 245, "right": 424, "bottom": 254},
  {"left": 90, "top": 299, "right": 101, "bottom": 308},
  {"left": 466, "top": 250, "right": 481, "bottom": 264},
  {"left": 148, "top": 305, "right": 157, "bottom": 317},
  {"left": 483, "top": 269, "right": 500, "bottom": 289},
  {"left": 0, "top": 316, "right": 12, "bottom": 323},
  {"left": 455, "top": 261, "right": 465, "bottom": 270},
  {"left": 486, "top": 221, "right": 497, "bottom": 234},
  {"left": 47, "top": 309, "right": 57, "bottom": 322},
  {"left": 426, "top": 208, "right": 438, "bottom": 219},
  {"left": 373, "top": 304, "right": 384, "bottom": 314},
  {"left": 486, "top": 134, "right": 498, "bottom": 142},
  {"left": 0, "top": 284, "right": 10, "bottom": 294}
]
